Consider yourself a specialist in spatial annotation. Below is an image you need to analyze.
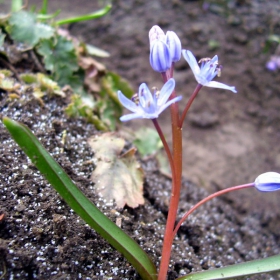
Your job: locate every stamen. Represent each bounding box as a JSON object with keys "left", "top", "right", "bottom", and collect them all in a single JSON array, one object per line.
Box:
[
  {"left": 216, "top": 65, "right": 223, "bottom": 77},
  {"left": 131, "top": 93, "right": 139, "bottom": 105},
  {"left": 198, "top": 57, "right": 211, "bottom": 64},
  {"left": 152, "top": 87, "right": 160, "bottom": 99}
]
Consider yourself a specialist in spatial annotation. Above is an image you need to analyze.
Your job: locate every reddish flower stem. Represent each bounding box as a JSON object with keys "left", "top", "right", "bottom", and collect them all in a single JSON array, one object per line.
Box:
[
  {"left": 172, "top": 183, "right": 255, "bottom": 239},
  {"left": 179, "top": 84, "right": 202, "bottom": 128},
  {"left": 158, "top": 71, "right": 182, "bottom": 280},
  {"left": 152, "top": 119, "right": 175, "bottom": 176}
]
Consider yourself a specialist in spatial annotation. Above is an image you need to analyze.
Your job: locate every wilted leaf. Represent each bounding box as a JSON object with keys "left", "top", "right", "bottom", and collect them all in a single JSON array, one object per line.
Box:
[
  {"left": 133, "top": 127, "right": 163, "bottom": 157},
  {"left": 0, "top": 69, "right": 13, "bottom": 77},
  {"left": 85, "top": 43, "right": 110, "bottom": 58},
  {"left": 20, "top": 73, "right": 65, "bottom": 97},
  {"left": 8, "top": 11, "right": 54, "bottom": 47},
  {"left": 78, "top": 56, "right": 106, "bottom": 92},
  {"left": 88, "top": 133, "right": 144, "bottom": 208},
  {"left": 0, "top": 76, "right": 20, "bottom": 92},
  {"left": 37, "top": 73, "right": 65, "bottom": 96},
  {"left": 65, "top": 94, "right": 108, "bottom": 131}
]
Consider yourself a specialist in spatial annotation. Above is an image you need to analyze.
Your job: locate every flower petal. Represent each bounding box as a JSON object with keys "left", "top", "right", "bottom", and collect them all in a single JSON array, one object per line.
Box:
[
  {"left": 157, "top": 78, "right": 175, "bottom": 106},
  {"left": 254, "top": 172, "right": 280, "bottom": 192},
  {"left": 157, "top": 95, "right": 182, "bottom": 115},
  {"left": 118, "top": 91, "right": 140, "bottom": 112},
  {"left": 150, "top": 40, "right": 172, "bottom": 72},
  {"left": 120, "top": 112, "right": 143, "bottom": 122},
  {"left": 166, "top": 31, "right": 181, "bottom": 62},
  {"left": 210, "top": 55, "right": 218, "bottom": 64},
  {"left": 138, "top": 83, "right": 155, "bottom": 109},
  {"left": 206, "top": 81, "right": 237, "bottom": 93},
  {"left": 149, "top": 25, "right": 165, "bottom": 49},
  {"left": 182, "top": 50, "right": 200, "bottom": 76}
]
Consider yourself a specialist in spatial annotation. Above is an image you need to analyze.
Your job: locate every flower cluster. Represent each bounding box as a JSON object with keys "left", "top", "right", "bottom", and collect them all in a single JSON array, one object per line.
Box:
[
  {"left": 149, "top": 25, "right": 181, "bottom": 72},
  {"left": 118, "top": 25, "right": 237, "bottom": 121}
]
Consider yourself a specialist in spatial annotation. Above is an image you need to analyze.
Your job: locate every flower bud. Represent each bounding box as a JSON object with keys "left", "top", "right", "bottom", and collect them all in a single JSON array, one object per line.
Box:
[
  {"left": 149, "top": 25, "right": 165, "bottom": 50},
  {"left": 166, "top": 31, "right": 181, "bottom": 62},
  {"left": 149, "top": 40, "right": 172, "bottom": 72},
  {"left": 254, "top": 172, "right": 280, "bottom": 192}
]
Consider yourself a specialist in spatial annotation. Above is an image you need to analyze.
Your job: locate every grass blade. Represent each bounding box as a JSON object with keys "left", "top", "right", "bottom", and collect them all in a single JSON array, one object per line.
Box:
[
  {"left": 3, "top": 117, "right": 157, "bottom": 280},
  {"left": 56, "top": 4, "right": 111, "bottom": 25},
  {"left": 11, "top": 0, "right": 23, "bottom": 12},
  {"left": 177, "top": 254, "right": 280, "bottom": 280}
]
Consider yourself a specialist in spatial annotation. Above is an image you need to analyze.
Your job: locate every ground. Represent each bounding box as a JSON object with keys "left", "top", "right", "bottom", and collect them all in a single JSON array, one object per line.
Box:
[{"left": 0, "top": 0, "right": 280, "bottom": 279}]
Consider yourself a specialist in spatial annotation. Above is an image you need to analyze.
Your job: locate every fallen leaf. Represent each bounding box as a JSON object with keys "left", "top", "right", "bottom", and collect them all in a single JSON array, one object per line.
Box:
[
  {"left": 78, "top": 56, "right": 106, "bottom": 93},
  {"left": 88, "top": 133, "right": 144, "bottom": 208}
]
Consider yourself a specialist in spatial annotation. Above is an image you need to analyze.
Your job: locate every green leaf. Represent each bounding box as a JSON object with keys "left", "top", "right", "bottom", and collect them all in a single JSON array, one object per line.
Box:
[
  {"left": 54, "top": 66, "right": 85, "bottom": 94},
  {"left": 99, "top": 71, "right": 134, "bottom": 130},
  {"left": 97, "top": 97, "right": 121, "bottom": 131},
  {"left": 133, "top": 127, "right": 163, "bottom": 157},
  {"left": 20, "top": 73, "right": 38, "bottom": 84},
  {"left": 88, "top": 133, "right": 144, "bottom": 208},
  {"left": 37, "top": 36, "right": 83, "bottom": 91},
  {"left": 3, "top": 117, "right": 157, "bottom": 280},
  {"left": 267, "top": 34, "right": 280, "bottom": 44},
  {"left": 8, "top": 11, "right": 54, "bottom": 47},
  {"left": 40, "top": 0, "right": 48, "bottom": 15},
  {"left": 177, "top": 254, "right": 280, "bottom": 280},
  {"left": 37, "top": 35, "right": 78, "bottom": 73},
  {"left": 36, "top": 10, "right": 61, "bottom": 21},
  {"left": 0, "top": 29, "right": 5, "bottom": 47},
  {"left": 101, "top": 71, "right": 134, "bottom": 100},
  {"left": 11, "top": 0, "right": 23, "bottom": 12}
]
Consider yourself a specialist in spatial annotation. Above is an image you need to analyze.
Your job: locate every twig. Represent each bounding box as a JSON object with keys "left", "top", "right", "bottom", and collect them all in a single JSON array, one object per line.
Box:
[
  {"left": 0, "top": 56, "right": 22, "bottom": 82},
  {"left": 30, "top": 50, "right": 46, "bottom": 74}
]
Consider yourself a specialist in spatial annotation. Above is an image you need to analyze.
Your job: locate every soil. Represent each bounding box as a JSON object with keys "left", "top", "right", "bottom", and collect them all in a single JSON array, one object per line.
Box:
[{"left": 1, "top": 0, "right": 280, "bottom": 279}]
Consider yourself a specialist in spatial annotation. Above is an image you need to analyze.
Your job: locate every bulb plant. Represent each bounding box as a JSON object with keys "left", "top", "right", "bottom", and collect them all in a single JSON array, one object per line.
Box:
[
  {"left": 3, "top": 24, "right": 280, "bottom": 280},
  {"left": 118, "top": 25, "right": 280, "bottom": 279}
]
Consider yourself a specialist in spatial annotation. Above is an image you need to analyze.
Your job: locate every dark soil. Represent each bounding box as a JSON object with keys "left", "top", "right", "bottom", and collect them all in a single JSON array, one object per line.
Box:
[{"left": 1, "top": 0, "right": 280, "bottom": 279}]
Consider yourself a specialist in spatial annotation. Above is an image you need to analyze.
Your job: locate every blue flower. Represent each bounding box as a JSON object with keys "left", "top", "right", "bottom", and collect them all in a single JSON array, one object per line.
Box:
[
  {"left": 254, "top": 172, "right": 280, "bottom": 192},
  {"left": 166, "top": 31, "right": 181, "bottom": 62},
  {"left": 266, "top": 55, "right": 280, "bottom": 71},
  {"left": 150, "top": 40, "right": 172, "bottom": 72},
  {"left": 149, "top": 25, "right": 166, "bottom": 48},
  {"left": 118, "top": 78, "right": 182, "bottom": 122},
  {"left": 149, "top": 25, "right": 181, "bottom": 72},
  {"left": 182, "top": 50, "right": 237, "bottom": 93}
]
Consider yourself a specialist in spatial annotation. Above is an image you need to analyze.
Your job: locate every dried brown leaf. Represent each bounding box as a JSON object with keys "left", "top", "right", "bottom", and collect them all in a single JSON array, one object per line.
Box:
[{"left": 88, "top": 133, "right": 144, "bottom": 208}]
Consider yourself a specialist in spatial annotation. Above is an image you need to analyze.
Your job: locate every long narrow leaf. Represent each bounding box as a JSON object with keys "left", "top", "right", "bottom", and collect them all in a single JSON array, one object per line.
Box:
[
  {"left": 11, "top": 0, "right": 23, "bottom": 12},
  {"left": 3, "top": 117, "right": 157, "bottom": 280},
  {"left": 177, "top": 254, "right": 280, "bottom": 280},
  {"left": 56, "top": 4, "right": 111, "bottom": 25}
]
